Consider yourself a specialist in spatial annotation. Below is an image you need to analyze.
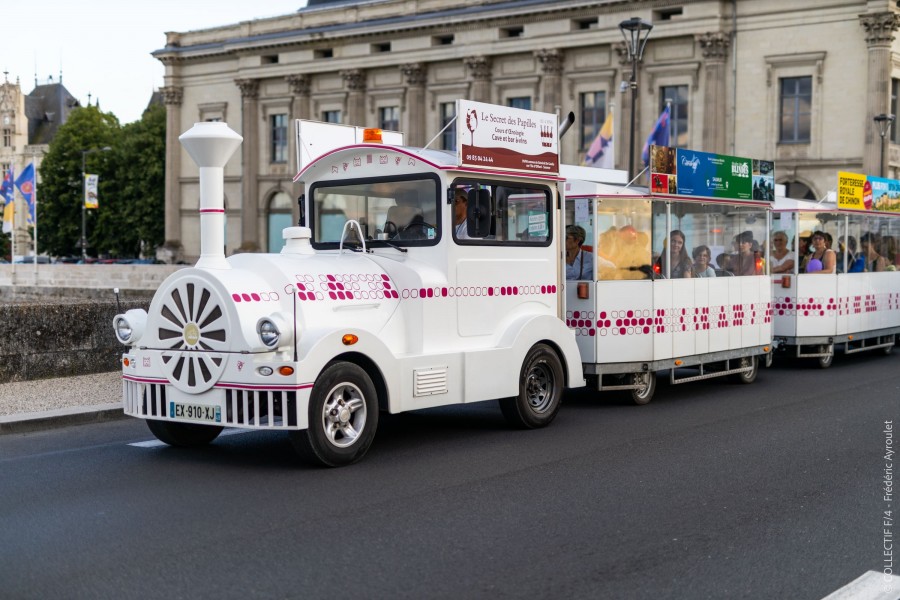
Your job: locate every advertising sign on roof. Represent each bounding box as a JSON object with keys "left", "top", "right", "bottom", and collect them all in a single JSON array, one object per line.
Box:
[
  {"left": 648, "top": 145, "right": 774, "bottom": 202},
  {"left": 457, "top": 100, "right": 559, "bottom": 176},
  {"left": 837, "top": 171, "right": 900, "bottom": 212}
]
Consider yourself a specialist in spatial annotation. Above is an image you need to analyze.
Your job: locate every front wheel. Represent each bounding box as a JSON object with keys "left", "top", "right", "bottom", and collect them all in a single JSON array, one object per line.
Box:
[
  {"left": 817, "top": 346, "right": 833, "bottom": 369},
  {"left": 732, "top": 355, "right": 758, "bottom": 384},
  {"left": 499, "top": 343, "right": 564, "bottom": 428},
  {"left": 146, "top": 419, "right": 223, "bottom": 447},
  {"left": 290, "top": 362, "right": 379, "bottom": 467},
  {"left": 630, "top": 371, "right": 656, "bottom": 405}
]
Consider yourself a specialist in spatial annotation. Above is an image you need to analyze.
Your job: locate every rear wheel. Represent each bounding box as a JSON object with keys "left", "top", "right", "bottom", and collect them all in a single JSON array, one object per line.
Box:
[
  {"left": 290, "top": 362, "right": 378, "bottom": 467},
  {"left": 817, "top": 346, "right": 833, "bottom": 369},
  {"left": 630, "top": 371, "right": 656, "bottom": 405},
  {"left": 884, "top": 341, "right": 894, "bottom": 355},
  {"left": 146, "top": 420, "right": 223, "bottom": 447},
  {"left": 499, "top": 343, "right": 564, "bottom": 428}
]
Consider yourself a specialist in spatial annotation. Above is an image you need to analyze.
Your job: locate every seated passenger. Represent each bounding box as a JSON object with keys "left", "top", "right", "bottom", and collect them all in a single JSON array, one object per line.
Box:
[
  {"left": 805, "top": 230, "right": 836, "bottom": 274},
  {"left": 691, "top": 245, "right": 716, "bottom": 277},
  {"left": 770, "top": 231, "right": 795, "bottom": 274},
  {"left": 860, "top": 232, "right": 887, "bottom": 272},
  {"left": 565, "top": 225, "right": 593, "bottom": 280},
  {"left": 730, "top": 231, "right": 762, "bottom": 276},
  {"left": 654, "top": 229, "right": 693, "bottom": 278}
]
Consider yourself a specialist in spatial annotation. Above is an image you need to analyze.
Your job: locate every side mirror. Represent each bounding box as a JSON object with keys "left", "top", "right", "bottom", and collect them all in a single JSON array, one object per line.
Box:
[{"left": 467, "top": 189, "right": 492, "bottom": 238}]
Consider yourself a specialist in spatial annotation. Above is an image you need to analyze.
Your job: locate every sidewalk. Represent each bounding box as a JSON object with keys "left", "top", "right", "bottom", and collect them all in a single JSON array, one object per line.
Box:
[{"left": 0, "top": 371, "right": 125, "bottom": 434}]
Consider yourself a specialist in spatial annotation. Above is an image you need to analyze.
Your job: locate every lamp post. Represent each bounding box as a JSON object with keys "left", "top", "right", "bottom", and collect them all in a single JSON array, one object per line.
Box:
[
  {"left": 619, "top": 16, "right": 654, "bottom": 182},
  {"left": 874, "top": 113, "right": 895, "bottom": 178},
  {"left": 81, "top": 146, "right": 111, "bottom": 260}
]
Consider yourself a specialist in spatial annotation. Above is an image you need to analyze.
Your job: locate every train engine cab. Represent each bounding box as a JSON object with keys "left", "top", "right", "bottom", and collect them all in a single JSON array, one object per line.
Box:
[{"left": 114, "top": 102, "right": 582, "bottom": 467}]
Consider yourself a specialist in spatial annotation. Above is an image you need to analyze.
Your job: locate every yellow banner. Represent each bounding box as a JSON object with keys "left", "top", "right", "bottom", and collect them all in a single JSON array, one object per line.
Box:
[{"left": 837, "top": 171, "right": 867, "bottom": 210}]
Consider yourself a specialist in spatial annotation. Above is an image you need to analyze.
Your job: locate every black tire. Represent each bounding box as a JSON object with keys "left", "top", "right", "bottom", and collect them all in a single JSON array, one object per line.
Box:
[
  {"left": 290, "top": 362, "right": 379, "bottom": 467},
  {"left": 732, "top": 355, "right": 758, "bottom": 384},
  {"left": 630, "top": 371, "right": 656, "bottom": 405},
  {"left": 146, "top": 419, "right": 223, "bottom": 447},
  {"left": 817, "top": 346, "right": 833, "bottom": 369},
  {"left": 765, "top": 352, "right": 774, "bottom": 368},
  {"left": 499, "top": 343, "right": 564, "bottom": 428}
]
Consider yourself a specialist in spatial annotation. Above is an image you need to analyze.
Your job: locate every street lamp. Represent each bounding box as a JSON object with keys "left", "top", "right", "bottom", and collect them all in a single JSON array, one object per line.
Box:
[
  {"left": 619, "top": 16, "right": 654, "bottom": 181},
  {"left": 81, "top": 146, "right": 111, "bottom": 260},
  {"left": 874, "top": 113, "right": 895, "bottom": 178}
]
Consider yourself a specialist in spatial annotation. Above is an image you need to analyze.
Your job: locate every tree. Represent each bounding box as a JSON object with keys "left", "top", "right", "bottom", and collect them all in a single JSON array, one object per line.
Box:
[
  {"left": 38, "top": 106, "right": 120, "bottom": 258},
  {"left": 95, "top": 104, "right": 166, "bottom": 258}
]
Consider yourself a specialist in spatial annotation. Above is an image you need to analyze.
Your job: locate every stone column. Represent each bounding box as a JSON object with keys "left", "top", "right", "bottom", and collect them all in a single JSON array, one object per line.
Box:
[
  {"left": 535, "top": 49, "right": 565, "bottom": 114},
  {"left": 286, "top": 74, "right": 311, "bottom": 174},
  {"left": 160, "top": 85, "right": 183, "bottom": 259},
  {"left": 235, "top": 78, "right": 260, "bottom": 252},
  {"left": 341, "top": 69, "right": 367, "bottom": 126},
  {"left": 860, "top": 12, "right": 900, "bottom": 176},
  {"left": 400, "top": 63, "right": 427, "bottom": 146},
  {"left": 463, "top": 56, "right": 493, "bottom": 103},
  {"left": 613, "top": 41, "right": 634, "bottom": 177},
  {"left": 697, "top": 32, "right": 730, "bottom": 155}
]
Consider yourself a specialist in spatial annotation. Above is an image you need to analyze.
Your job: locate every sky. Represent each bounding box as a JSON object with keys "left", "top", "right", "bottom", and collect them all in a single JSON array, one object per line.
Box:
[{"left": 6, "top": 1, "right": 309, "bottom": 124}]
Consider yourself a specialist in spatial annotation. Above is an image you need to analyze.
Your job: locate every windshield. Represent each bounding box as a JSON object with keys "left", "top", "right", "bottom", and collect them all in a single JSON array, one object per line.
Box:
[{"left": 309, "top": 175, "right": 441, "bottom": 247}]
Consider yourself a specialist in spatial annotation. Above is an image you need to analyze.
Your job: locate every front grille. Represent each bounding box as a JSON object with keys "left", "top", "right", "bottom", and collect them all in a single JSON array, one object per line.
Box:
[{"left": 123, "top": 380, "right": 299, "bottom": 429}]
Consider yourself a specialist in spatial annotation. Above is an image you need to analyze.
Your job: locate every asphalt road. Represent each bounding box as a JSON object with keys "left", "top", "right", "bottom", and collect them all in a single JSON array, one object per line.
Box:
[{"left": 1, "top": 351, "right": 897, "bottom": 600}]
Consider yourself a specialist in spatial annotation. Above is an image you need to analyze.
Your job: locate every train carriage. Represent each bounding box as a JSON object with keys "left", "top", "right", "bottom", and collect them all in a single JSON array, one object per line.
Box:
[
  {"left": 563, "top": 146, "right": 775, "bottom": 403},
  {"left": 772, "top": 181, "right": 900, "bottom": 366}
]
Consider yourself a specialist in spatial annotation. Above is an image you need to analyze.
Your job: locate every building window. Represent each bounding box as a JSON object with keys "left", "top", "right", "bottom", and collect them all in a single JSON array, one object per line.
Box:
[
  {"left": 270, "top": 114, "right": 288, "bottom": 163},
  {"left": 579, "top": 92, "right": 606, "bottom": 151},
  {"left": 779, "top": 76, "right": 811, "bottom": 143},
  {"left": 507, "top": 97, "right": 531, "bottom": 110},
  {"left": 500, "top": 26, "right": 524, "bottom": 39},
  {"left": 1, "top": 129, "right": 10, "bottom": 147},
  {"left": 322, "top": 110, "right": 341, "bottom": 124},
  {"left": 432, "top": 35, "right": 454, "bottom": 46},
  {"left": 379, "top": 106, "right": 399, "bottom": 131},
  {"left": 660, "top": 85, "right": 689, "bottom": 148},
  {"left": 314, "top": 48, "right": 333, "bottom": 59},
  {"left": 1, "top": 163, "right": 9, "bottom": 177},
  {"left": 440, "top": 102, "right": 457, "bottom": 151}
]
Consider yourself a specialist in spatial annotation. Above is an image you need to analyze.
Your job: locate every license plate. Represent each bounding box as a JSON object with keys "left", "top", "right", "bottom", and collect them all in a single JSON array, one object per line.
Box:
[{"left": 170, "top": 402, "right": 221, "bottom": 423}]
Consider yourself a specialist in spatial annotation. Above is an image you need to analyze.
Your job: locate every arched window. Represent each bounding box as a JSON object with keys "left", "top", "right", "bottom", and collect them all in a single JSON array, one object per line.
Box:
[
  {"left": 784, "top": 181, "right": 816, "bottom": 201},
  {"left": 267, "top": 191, "right": 294, "bottom": 253}
]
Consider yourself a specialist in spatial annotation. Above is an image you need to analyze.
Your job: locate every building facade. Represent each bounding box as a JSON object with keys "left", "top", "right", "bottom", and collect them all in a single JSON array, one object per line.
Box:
[{"left": 154, "top": 0, "right": 900, "bottom": 262}]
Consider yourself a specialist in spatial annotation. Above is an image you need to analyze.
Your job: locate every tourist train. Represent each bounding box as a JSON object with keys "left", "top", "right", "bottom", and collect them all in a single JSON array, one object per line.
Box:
[{"left": 112, "top": 101, "right": 900, "bottom": 466}]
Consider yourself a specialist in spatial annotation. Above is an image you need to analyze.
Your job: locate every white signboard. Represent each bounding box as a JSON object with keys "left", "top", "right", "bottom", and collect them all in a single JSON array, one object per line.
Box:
[
  {"left": 456, "top": 100, "right": 559, "bottom": 176},
  {"left": 295, "top": 120, "right": 404, "bottom": 172}
]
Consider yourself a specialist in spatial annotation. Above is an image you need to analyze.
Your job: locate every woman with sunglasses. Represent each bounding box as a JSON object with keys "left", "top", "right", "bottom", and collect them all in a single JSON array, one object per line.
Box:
[
  {"left": 770, "top": 230, "right": 795, "bottom": 274},
  {"left": 804, "top": 231, "right": 836, "bottom": 274}
]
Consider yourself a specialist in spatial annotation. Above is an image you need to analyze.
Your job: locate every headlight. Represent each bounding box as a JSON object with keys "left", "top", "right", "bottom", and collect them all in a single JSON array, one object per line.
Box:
[
  {"left": 257, "top": 318, "right": 281, "bottom": 348},
  {"left": 256, "top": 314, "right": 294, "bottom": 350},
  {"left": 112, "top": 309, "right": 148, "bottom": 345}
]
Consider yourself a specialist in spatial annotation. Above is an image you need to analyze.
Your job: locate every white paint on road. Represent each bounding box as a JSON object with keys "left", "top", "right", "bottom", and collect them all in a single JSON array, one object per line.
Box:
[
  {"left": 821, "top": 571, "right": 900, "bottom": 600},
  {"left": 129, "top": 428, "right": 252, "bottom": 448}
]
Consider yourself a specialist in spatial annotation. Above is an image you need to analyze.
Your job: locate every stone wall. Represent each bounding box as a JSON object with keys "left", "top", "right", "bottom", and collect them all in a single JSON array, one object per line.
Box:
[{"left": 0, "top": 300, "right": 149, "bottom": 383}]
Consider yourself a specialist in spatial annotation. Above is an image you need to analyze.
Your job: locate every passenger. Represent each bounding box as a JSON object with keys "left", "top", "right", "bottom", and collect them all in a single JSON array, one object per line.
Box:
[
  {"left": 730, "top": 231, "right": 762, "bottom": 276},
  {"left": 843, "top": 235, "right": 866, "bottom": 272},
  {"left": 565, "top": 225, "right": 593, "bottom": 280},
  {"left": 691, "top": 245, "right": 717, "bottom": 277},
  {"left": 805, "top": 230, "right": 836, "bottom": 274},
  {"left": 770, "top": 230, "right": 795, "bottom": 274},
  {"left": 797, "top": 231, "right": 812, "bottom": 273},
  {"left": 860, "top": 232, "right": 887, "bottom": 272},
  {"left": 654, "top": 229, "right": 693, "bottom": 278},
  {"left": 453, "top": 189, "right": 470, "bottom": 239}
]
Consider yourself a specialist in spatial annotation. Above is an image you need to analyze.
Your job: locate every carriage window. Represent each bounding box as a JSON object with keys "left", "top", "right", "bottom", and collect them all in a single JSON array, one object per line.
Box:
[
  {"left": 309, "top": 174, "right": 440, "bottom": 247},
  {"left": 592, "top": 197, "right": 652, "bottom": 280},
  {"left": 452, "top": 178, "right": 552, "bottom": 246}
]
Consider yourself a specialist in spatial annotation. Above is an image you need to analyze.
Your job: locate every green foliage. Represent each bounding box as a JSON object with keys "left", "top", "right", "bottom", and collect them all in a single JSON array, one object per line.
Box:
[{"left": 37, "top": 104, "right": 166, "bottom": 259}]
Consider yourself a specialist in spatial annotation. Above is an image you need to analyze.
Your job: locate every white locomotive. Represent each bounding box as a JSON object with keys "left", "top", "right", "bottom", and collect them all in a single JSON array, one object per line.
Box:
[{"left": 114, "top": 103, "right": 583, "bottom": 466}]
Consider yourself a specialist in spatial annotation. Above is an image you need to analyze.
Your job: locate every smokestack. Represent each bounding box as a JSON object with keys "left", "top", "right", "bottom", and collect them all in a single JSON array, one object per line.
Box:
[{"left": 179, "top": 122, "right": 243, "bottom": 269}]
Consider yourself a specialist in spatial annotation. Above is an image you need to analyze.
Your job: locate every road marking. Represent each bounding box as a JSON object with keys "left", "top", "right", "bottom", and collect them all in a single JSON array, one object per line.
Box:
[
  {"left": 821, "top": 570, "right": 899, "bottom": 600},
  {"left": 129, "top": 428, "right": 251, "bottom": 448}
]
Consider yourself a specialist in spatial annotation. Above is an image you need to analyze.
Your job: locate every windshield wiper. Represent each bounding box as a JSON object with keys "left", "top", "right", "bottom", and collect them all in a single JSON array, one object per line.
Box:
[{"left": 378, "top": 239, "right": 408, "bottom": 253}]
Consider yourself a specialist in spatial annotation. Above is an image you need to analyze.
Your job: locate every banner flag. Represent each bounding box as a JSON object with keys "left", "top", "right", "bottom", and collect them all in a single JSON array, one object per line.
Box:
[
  {"left": 14, "top": 163, "right": 35, "bottom": 225},
  {"left": 84, "top": 174, "right": 99, "bottom": 209},
  {"left": 641, "top": 106, "right": 671, "bottom": 167},
  {"left": 2, "top": 168, "right": 14, "bottom": 234}
]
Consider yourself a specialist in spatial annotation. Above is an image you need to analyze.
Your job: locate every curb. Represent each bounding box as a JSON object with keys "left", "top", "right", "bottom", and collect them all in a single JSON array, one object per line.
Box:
[{"left": 0, "top": 403, "right": 126, "bottom": 435}]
